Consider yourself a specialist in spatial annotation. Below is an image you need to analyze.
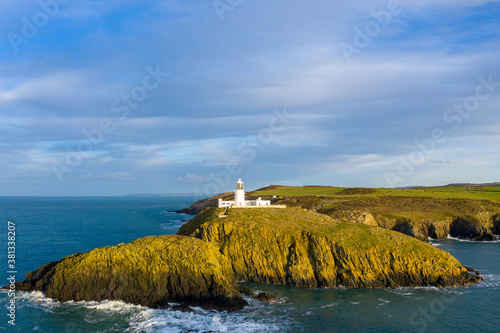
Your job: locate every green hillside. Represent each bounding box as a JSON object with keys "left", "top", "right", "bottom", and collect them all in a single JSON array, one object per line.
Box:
[{"left": 251, "top": 184, "right": 500, "bottom": 202}]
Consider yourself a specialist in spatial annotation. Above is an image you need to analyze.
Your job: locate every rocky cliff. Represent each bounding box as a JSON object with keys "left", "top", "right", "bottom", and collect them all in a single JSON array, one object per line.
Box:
[
  {"left": 14, "top": 235, "right": 246, "bottom": 311},
  {"left": 178, "top": 207, "right": 481, "bottom": 288},
  {"left": 319, "top": 197, "right": 500, "bottom": 241},
  {"left": 14, "top": 206, "right": 482, "bottom": 312}
]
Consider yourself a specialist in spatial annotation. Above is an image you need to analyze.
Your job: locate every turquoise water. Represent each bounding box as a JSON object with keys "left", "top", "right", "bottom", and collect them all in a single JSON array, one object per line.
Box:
[{"left": 0, "top": 197, "right": 499, "bottom": 332}]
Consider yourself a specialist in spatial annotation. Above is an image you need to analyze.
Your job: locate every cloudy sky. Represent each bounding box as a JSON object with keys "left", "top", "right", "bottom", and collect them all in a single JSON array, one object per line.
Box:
[{"left": 1, "top": 0, "right": 499, "bottom": 196}]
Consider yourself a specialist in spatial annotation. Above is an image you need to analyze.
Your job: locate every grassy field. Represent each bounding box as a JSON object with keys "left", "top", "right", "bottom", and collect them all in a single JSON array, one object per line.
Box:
[
  {"left": 252, "top": 186, "right": 389, "bottom": 197},
  {"left": 251, "top": 185, "right": 500, "bottom": 202},
  {"left": 248, "top": 184, "right": 500, "bottom": 242}
]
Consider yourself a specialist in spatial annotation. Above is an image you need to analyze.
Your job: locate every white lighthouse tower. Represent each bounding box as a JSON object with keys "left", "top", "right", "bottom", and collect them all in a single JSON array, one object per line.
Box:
[
  {"left": 218, "top": 178, "right": 278, "bottom": 208},
  {"left": 234, "top": 178, "right": 246, "bottom": 206}
]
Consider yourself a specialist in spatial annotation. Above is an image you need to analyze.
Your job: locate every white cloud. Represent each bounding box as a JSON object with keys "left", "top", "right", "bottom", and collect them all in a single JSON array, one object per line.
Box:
[
  {"left": 178, "top": 174, "right": 213, "bottom": 182},
  {"left": 97, "top": 172, "right": 135, "bottom": 181},
  {"left": 0, "top": 70, "right": 111, "bottom": 112}
]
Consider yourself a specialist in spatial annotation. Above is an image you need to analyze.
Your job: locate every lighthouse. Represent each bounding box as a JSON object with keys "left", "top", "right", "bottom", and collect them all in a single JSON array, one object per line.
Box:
[
  {"left": 234, "top": 178, "right": 246, "bottom": 206},
  {"left": 218, "top": 179, "right": 278, "bottom": 208}
]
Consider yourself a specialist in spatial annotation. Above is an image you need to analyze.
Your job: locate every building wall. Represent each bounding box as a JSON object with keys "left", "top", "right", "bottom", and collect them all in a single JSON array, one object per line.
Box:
[{"left": 218, "top": 198, "right": 271, "bottom": 207}]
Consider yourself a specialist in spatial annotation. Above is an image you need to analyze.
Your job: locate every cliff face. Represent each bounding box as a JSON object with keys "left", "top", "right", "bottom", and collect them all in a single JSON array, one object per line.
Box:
[
  {"left": 15, "top": 235, "right": 246, "bottom": 311},
  {"left": 320, "top": 197, "right": 500, "bottom": 241},
  {"left": 15, "top": 205, "right": 484, "bottom": 312},
  {"left": 178, "top": 207, "right": 480, "bottom": 288}
]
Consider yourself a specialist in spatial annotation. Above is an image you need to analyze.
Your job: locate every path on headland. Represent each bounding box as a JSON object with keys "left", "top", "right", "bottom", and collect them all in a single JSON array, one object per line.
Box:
[{"left": 316, "top": 199, "right": 347, "bottom": 212}]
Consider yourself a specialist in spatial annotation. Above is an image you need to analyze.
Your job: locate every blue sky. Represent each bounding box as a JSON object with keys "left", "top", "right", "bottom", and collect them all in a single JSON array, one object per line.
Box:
[{"left": 1, "top": 0, "right": 499, "bottom": 196}]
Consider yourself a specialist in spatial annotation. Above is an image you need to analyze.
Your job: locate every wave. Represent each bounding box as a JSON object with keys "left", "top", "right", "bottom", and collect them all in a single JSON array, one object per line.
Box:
[
  {"left": 320, "top": 303, "right": 339, "bottom": 308},
  {"left": 475, "top": 274, "right": 500, "bottom": 289},
  {"left": 161, "top": 210, "right": 194, "bottom": 218},
  {"left": 446, "top": 235, "right": 500, "bottom": 243},
  {"left": 128, "top": 306, "right": 286, "bottom": 333},
  {"left": 84, "top": 300, "right": 145, "bottom": 313},
  {"left": 160, "top": 210, "right": 191, "bottom": 231},
  {"left": 160, "top": 220, "right": 188, "bottom": 230},
  {"left": 11, "top": 291, "right": 60, "bottom": 312},
  {"left": 8, "top": 291, "right": 286, "bottom": 332}
]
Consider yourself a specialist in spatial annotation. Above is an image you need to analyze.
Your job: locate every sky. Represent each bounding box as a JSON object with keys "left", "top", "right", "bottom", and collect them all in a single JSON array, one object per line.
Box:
[{"left": 0, "top": 0, "right": 499, "bottom": 196}]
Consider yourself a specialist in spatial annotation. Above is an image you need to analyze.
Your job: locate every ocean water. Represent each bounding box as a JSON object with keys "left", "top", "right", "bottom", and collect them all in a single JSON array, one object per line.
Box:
[{"left": 0, "top": 197, "right": 499, "bottom": 333}]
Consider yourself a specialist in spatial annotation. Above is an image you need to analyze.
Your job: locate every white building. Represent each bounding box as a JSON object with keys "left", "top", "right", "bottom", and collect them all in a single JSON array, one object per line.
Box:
[{"left": 218, "top": 178, "right": 272, "bottom": 208}]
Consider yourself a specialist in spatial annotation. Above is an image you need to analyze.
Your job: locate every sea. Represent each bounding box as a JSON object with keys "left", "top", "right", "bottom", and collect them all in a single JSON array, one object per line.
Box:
[{"left": 0, "top": 196, "right": 499, "bottom": 333}]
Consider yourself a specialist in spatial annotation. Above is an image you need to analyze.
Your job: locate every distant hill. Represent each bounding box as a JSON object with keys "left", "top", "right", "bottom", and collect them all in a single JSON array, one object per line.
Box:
[
  {"left": 124, "top": 193, "right": 198, "bottom": 197},
  {"left": 445, "top": 182, "right": 500, "bottom": 187}
]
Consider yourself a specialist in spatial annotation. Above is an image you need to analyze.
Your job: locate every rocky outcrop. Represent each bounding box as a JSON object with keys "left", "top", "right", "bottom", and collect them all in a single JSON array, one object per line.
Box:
[
  {"left": 427, "top": 220, "right": 451, "bottom": 239},
  {"left": 449, "top": 218, "right": 495, "bottom": 241},
  {"left": 493, "top": 215, "right": 500, "bottom": 235},
  {"left": 253, "top": 292, "right": 279, "bottom": 302},
  {"left": 391, "top": 221, "right": 428, "bottom": 241},
  {"left": 14, "top": 205, "right": 485, "bottom": 312},
  {"left": 14, "top": 235, "right": 246, "bottom": 311},
  {"left": 178, "top": 207, "right": 481, "bottom": 289},
  {"left": 320, "top": 197, "right": 500, "bottom": 241}
]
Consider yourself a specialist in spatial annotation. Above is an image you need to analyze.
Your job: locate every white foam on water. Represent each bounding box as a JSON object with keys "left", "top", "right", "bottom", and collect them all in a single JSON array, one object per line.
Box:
[
  {"left": 17, "top": 290, "right": 47, "bottom": 301},
  {"left": 13, "top": 290, "right": 288, "bottom": 332},
  {"left": 128, "top": 306, "right": 286, "bottom": 333},
  {"left": 160, "top": 211, "right": 193, "bottom": 230},
  {"left": 15, "top": 291, "right": 59, "bottom": 311},
  {"left": 446, "top": 235, "right": 500, "bottom": 243},
  {"left": 160, "top": 220, "right": 187, "bottom": 230},
  {"left": 386, "top": 288, "right": 415, "bottom": 297},
  {"left": 320, "top": 302, "right": 339, "bottom": 308},
  {"left": 161, "top": 211, "right": 193, "bottom": 219},
  {"left": 475, "top": 274, "right": 500, "bottom": 289},
  {"left": 81, "top": 299, "right": 144, "bottom": 317}
]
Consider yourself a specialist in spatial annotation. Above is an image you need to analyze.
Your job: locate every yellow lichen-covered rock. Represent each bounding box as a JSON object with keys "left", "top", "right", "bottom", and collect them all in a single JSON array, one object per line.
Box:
[
  {"left": 15, "top": 235, "right": 246, "bottom": 311},
  {"left": 178, "top": 207, "right": 481, "bottom": 288}
]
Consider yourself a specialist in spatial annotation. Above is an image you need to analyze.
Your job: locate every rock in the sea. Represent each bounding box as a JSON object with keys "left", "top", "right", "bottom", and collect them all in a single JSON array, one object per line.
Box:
[
  {"left": 178, "top": 207, "right": 482, "bottom": 289},
  {"left": 170, "top": 304, "right": 195, "bottom": 313},
  {"left": 253, "top": 292, "right": 279, "bottom": 302},
  {"left": 236, "top": 285, "right": 255, "bottom": 295},
  {"left": 15, "top": 235, "right": 246, "bottom": 311}
]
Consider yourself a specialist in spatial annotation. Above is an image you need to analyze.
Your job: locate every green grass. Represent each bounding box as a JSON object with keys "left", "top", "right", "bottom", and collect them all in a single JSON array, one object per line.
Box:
[
  {"left": 251, "top": 185, "right": 500, "bottom": 202},
  {"left": 252, "top": 186, "right": 391, "bottom": 198},
  {"left": 381, "top": 187, "right": 500, "bottom": 202}
]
